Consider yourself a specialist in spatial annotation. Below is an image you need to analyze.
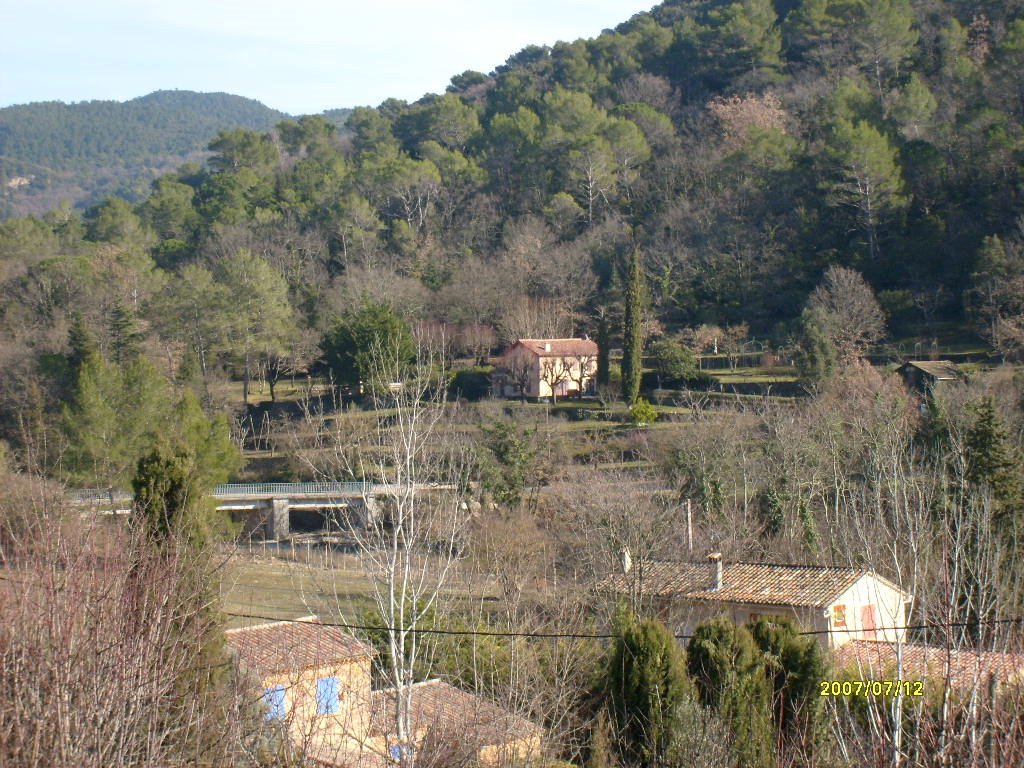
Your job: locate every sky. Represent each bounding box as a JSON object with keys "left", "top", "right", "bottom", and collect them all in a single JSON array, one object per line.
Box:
[{"left": 1, "top": 0, "right": 656, "bottom": 115}]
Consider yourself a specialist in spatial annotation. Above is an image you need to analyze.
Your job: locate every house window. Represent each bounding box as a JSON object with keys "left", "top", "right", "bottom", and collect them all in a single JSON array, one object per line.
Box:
[
  {"left": 262, "top": 685, "right": 286, "bottom": 720},
  {"left": 390, "top": 744, "right": 413, "bottom": 762},
  {"left": 316, "top": 676, "right": 341, "bottom": 715},
  {"left": 832, "top": 604, "right": 847, "bottom": 628}
]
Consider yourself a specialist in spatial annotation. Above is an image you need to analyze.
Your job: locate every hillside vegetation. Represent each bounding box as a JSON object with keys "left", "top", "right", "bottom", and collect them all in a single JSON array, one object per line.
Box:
[
  {"left": 0, "top": 90, "right": 289, "bottom": 216},
  {"left": 6, "top": 2, "right": 1024, "bottom": 765},
  {"left": 2, "top": 0, "right": 1024, "bottom": 460}
]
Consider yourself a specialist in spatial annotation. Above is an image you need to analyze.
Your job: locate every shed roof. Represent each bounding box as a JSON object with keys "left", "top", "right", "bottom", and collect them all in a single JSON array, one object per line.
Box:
[
  {"left": 834, "top": 640, "right": 1024, "bottom": 689},
  {"left": 901, "top": 360, "right": 960, "bottom": 380},
  {"left": 511, "top": 338, "right": 598, "bottom": 357},
  {"left": 225, "top": 617, "right": 376, "bottom": 675},
  {"left": 604, "top": 560, "right": 908, "bottom": 608}
]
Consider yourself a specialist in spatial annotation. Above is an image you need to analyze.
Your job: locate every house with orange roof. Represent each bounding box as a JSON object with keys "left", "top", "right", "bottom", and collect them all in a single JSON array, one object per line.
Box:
[
  {"left": 603, "top": 553, "right": 913, "bottom": 649},
  {"left": 834, "top": 638, "right": 1024, "bottom": 692},
  {"left": 226, "top": 617, "right": 542, "bottom": 767},
  {"left": 494, "top": 338, "right": 598, "bottom": 400}
]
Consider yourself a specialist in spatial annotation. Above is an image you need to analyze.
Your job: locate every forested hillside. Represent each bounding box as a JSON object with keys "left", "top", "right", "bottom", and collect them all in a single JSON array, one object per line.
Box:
[
  {"left": 2, "top": 0, "right": 1024, "bottom": 461},
  {"left": 7, "top": 3, "right": 1024, "bottom": 765},
  {"left": 0, "top": 91, "right": 288, "bottom": 216}
]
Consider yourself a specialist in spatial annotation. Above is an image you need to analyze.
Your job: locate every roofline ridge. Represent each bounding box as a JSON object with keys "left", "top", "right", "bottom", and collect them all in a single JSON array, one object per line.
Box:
[
  {"left": 225, "top": 614, "right": 318, "bottom": 634},
  {"left": 731, "top": 560, "right": 863, "bottom": 572},
  {"left": 645, "top": 557, "right": 862, "bottom": 572}
]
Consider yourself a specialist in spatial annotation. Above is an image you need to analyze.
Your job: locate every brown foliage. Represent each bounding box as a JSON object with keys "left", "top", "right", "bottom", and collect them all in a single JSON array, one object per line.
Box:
[{"left": 0, "top": 504, "right": 265, "bottom": 767}]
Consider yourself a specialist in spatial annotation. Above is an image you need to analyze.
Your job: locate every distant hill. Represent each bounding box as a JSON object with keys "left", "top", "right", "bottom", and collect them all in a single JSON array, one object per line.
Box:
[{"left": 0, "top": 90, "right": 290, "bottom": 217}]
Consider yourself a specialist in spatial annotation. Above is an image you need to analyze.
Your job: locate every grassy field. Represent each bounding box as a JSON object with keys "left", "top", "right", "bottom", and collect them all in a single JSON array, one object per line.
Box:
[
  {"left": 219, "top": 550, "right": 503, "bottom": 630},
  {"left": 219, "top": 553, "right": 372, "bottom": 628},
  {"left": 712, "top": 366, "right": 798, "bottom": 385}
]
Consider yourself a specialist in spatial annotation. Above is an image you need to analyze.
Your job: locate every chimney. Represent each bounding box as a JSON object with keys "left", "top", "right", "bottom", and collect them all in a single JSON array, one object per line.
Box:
[
  {"left": 544, "top": 342, "right": 551, "bottom": 352},
  {"left": 707, "top": 552, "right": 722, "bottom": 590},
  {"left": 620, "top": 547, "right": 632, "bottom": 575}
]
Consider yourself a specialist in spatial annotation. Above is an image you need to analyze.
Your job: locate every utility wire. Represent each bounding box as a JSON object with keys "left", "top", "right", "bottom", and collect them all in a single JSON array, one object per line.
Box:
[{"left": 224, "top": 609, "right": 1024, "bottom": 644}]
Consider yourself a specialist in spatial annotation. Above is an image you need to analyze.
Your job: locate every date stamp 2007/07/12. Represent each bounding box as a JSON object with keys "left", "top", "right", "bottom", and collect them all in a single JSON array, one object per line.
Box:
[{"left": 819, "top": 680, "right": 925, "bottom": 698}]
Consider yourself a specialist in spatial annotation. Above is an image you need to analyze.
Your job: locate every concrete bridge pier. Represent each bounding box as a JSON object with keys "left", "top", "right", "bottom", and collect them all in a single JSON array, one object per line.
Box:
[
  {"left": 265, "top": 497, "right": 290, "bottom": 540},
  {"left": 348, "top": 495, "right": 380, "bottom": 529}
]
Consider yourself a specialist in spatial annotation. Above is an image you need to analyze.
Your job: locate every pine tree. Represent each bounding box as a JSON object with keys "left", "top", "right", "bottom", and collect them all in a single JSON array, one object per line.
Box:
[
  {"left": 108, "top": 300, "right": 144, "bottom": 365},
  {"left": 965, "top": 397, "right": 1022, "bottom": 514},
  {"left": 621, "top": 248, "right": 645, "bottom": 405},
  {"left": 66, "top": 312, "right": 98, "bottom": 381}
]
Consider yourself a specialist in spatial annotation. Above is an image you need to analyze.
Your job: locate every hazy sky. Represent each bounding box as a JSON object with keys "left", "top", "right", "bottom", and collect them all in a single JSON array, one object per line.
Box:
[{"left": 1, "top": 0, "right": 656, "bottom": 114}]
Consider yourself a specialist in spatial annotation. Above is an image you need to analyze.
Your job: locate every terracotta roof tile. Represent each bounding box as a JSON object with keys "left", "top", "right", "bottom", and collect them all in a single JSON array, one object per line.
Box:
[
  {"left": 512, "top": 338, "right": 598, "bottom": 357},
  {"left": 604, "top": 560, "right": 891, "bottom": 608},
  {"left": 834, "top": 640, "right": 1024, "bottom": 689},
  {"left": 368, "top": 680, "right": 542, "bottom": 746},
  {"left": 225, "top": 618, "right": 375, "bottom": 676}
]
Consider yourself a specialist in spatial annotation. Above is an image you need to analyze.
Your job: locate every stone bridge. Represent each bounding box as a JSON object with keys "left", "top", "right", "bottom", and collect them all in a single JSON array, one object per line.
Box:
[{"left": 68, "top": 481, "right": 455, "bottom": 541}]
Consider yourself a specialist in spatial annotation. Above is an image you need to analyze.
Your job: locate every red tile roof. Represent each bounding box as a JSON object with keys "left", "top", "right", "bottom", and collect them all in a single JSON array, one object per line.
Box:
[
  {"left": 604, "top": 561, "right": 907, "bottom": 608},
  {"left": 226, "top": 618, "right": 376, "bottom": 675},
  {"left": 368, "top": 680, "right": 542, "bottom": 746},
  {"left": 834, "top": 640, "right": 1024, "bottom": 689},
  {"left": 512, "top": 338, "right": 598, "bottom": 357}
]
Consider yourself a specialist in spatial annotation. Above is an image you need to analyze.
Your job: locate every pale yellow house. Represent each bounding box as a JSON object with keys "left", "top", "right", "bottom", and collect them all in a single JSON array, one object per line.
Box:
[
  {"left": 605, "top": 553, "right": 912, "bottom": 649},
  {"left": 495, "top": 338, "right": 598, "bottom": 400},
  {"left": 226, "top": 617, "right": 542, "bottom": 767}
]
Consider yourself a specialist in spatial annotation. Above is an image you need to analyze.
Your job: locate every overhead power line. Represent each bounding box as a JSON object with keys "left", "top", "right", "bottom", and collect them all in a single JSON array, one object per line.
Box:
[{"left": 224, "top": 609, "right": 1024, "bottom": 643}]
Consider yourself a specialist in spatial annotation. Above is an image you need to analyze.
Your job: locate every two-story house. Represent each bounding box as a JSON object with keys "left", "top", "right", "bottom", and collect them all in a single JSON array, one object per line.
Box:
[
  {"left": 493, "top": 338, "right": 598, "bottom": 400},
  {"left": 226, "top": 616, "right": 542, "bottom": 767}
]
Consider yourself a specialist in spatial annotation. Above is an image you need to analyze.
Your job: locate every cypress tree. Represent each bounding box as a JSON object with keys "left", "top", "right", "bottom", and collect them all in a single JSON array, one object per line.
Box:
[
  {"left": 749, "top": 617, "right": 828, "bottom": 761},
  {"left": 796, "top": 307, "right": 837, "bottom": 386},
  {"left": 132, "top": 443, "right": 202, "bottom": 545},
  {"left": 621, "top": 247, "right": 645, "bottom": 404},
  {"left": 596, "top": 312, "right": 610, "bottom": 388},
  {"left": 130, "top": 442, "right": 231, "bottom": 759},
  {"left": 607, "top": 612, "right": 691, "bottom": 767},
  {"left": 687, "top": 618, "right": 774, "bottom": 768}
]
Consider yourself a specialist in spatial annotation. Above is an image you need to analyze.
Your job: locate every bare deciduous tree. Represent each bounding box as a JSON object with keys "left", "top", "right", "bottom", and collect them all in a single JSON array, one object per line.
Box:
[
  {"left": 807, "top": 265, "right": 886, "bottom": 359},
  {"left": 0, "top": 487, "right": 265, "bottom": 768},
  {"left": 303, "top": 341, "right": 473, "bottom": 765}
]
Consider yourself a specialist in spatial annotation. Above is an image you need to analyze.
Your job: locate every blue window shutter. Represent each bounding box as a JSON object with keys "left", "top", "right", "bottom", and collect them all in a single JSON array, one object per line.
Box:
[
  {"left": 263, "top": 685, "right": 286, "bottom": 720},
  {"left": 316, "top": 676, "right": 340, "bottom": 715}
]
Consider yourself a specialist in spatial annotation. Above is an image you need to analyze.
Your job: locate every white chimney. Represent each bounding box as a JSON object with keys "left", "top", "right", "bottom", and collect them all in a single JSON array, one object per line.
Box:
[
  {"left": 544, "top": 342, "right": 551, "bottom": 352},
  {"left": 620, "top": 547, "right": 632, "bottom": 575},
  {"left": 707, "top": 552, "right": 722, "bottom": 590}
]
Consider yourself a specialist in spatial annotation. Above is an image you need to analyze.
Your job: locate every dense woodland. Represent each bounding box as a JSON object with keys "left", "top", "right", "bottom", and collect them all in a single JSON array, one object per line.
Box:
[
  {"left": 5, "top": 0, "right": 1024, "bottom": 766},
  {"left": 0, "top": 91, "right": 291, "bottom": 216}
]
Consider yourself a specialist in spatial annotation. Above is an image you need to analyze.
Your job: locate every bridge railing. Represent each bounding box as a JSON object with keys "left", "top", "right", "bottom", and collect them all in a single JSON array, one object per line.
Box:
[
  {"left": 68, "top": 481, "right": 375, "bottom": 504},
  {"left": 212, "top": 482, "right": 374, "bottom": 497}
]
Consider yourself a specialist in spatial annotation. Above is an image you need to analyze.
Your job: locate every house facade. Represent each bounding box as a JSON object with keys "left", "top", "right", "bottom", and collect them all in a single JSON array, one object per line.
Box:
[
  {"left": 605, "top": 553, "right": 912, "bottom": 649},
  {"left": 494, "top": 338, "right": 598, "bottom": 400},
  {"left": 226, "top": 617, "right": 542, "bottom": 767}
]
